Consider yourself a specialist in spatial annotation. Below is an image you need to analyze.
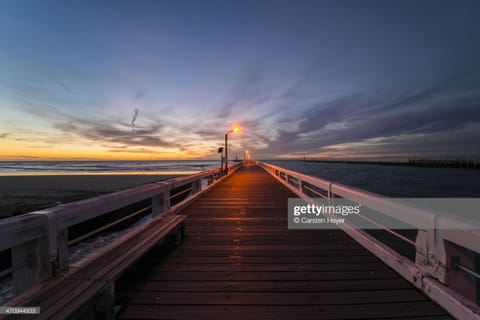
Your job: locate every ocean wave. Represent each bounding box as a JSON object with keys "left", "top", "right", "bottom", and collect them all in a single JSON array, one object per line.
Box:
[{"left": 0, "top": 160, "right": 219, "bottom": 175}]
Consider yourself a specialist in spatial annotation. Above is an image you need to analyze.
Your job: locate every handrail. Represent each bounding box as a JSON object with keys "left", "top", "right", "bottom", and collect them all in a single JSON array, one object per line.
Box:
[
  {"left": 0, "top": 162, "right": 243, "bottom": 296},
  {"left": 66, "top": 205, "right": 152, "bottom": 246},
  {"left": 257, "top": 161, "right": 480, "bottom": 320}
]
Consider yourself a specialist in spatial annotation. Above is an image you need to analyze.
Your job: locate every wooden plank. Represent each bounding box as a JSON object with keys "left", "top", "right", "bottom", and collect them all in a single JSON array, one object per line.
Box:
[
  {"left": 183, "top": 229, "right": 353, "bottom": 236},
  {"left": 116, "top": 278, "right": 413, "bottom": 292},
  {"left": 145, "top": 248, "right": 372, "bottom": 257},
  {"left": 117, "top": 289, "right": 427, "bottom": 305},
  {"left": 181, "top": 235, "right": 358, "bottom": 241},
  {"left": 150, "top": 244, "right": 366, "bottom": 251},
  {"left": 131, "top": 262, "right": 390, "bottom": 272},
  {"left": 121, "top": 270, "right": 400, "bottom": 281},
  {"left": 182, "top": 231, "right": 355, "bottom": 237},
  {"left": 132, "top": 255, "right": 380, "bottom": 264},
  {"left": 118, "top": 302, "right": 448, "bottom": 320}
]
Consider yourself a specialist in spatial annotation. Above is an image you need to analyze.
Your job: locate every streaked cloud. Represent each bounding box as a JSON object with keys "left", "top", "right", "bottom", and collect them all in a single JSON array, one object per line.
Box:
[{"left": 1, "top": 1, "right": 480, "bottom": 160}]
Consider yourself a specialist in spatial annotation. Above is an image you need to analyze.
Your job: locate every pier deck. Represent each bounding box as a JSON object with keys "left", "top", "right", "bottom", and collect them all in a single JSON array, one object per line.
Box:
[{"left": 116, "top": 165, "right": 452, "bottom": 319}]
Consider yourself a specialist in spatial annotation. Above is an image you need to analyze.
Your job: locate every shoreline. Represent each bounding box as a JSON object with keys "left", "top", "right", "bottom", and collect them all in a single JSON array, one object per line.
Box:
[
  {"left": 0, "top": 173, "right": 186, "bottom": 218},
  {"left": 0, "top": 171, "right": 200, "bottom": 176}
]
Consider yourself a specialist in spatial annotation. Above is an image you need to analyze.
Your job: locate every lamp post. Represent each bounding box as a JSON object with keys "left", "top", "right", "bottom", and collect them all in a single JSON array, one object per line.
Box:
[
  {"left": 224, "top": 127, "right": 239, "bottom": 174},
  {"left": 217, "top": 147, "right": 224, "bottom": 173}
]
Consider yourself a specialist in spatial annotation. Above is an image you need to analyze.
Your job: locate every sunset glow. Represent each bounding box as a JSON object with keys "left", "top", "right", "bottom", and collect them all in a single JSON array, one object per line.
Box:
[{"left": 1, "top": 1, "right": 479, "bottom": 160}]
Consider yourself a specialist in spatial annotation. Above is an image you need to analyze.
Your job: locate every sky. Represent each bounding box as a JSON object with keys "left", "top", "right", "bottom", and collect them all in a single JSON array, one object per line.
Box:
[{"left": 1, "top": 0, "right": 480, "bottom": 160}]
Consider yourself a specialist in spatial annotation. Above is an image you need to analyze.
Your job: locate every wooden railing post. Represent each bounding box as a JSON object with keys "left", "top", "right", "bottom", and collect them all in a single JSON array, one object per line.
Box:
[
  {"left": 2, "top": 214, "right": 50, "bottom": 294},
  {"left": 191, "top": 179, "right": 201, "bottom": 195},
  {"left": 55, "top": 228, "right": 69, "bottom": 273},
  {"left": 163, "top": 190, "right": 171, "bottom": 214},
  {"left": 11, "top": 241, "right": 36, "bottom": 294},
  {"left": 11, "top": 235, "right": 50, "bottom": 294},
  {"left": 32, "top": 210, "right": 67, "bottom": 276},
  {"left": 151, "top": 194, "right": 163, "bottom": 217}
]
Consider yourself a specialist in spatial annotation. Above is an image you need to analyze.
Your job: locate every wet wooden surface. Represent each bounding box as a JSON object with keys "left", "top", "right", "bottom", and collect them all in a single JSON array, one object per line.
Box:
[{"left": 116, "top": 165, "right": 452, "bottom": 320}]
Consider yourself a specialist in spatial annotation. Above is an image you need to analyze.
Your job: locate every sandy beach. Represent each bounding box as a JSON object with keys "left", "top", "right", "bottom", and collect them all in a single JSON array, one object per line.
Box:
[{"left": 0, "top": 174, "right": 183, "bottom": 218}]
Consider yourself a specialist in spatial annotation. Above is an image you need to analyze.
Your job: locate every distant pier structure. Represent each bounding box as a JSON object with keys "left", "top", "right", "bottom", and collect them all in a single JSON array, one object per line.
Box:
[{"left": 304, "top": 158, "right": 480, "bottom": 169}]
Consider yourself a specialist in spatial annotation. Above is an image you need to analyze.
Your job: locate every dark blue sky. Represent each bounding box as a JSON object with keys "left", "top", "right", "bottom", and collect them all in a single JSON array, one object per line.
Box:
[{"left": 1, "top": 0, "right": 480, "bottom": 159}]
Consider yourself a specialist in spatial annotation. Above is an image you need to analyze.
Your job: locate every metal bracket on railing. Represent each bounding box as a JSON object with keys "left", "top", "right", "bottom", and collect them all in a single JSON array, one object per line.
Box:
[
  {"left": 328, "top": 182, "right": 333, "bottom": 203},
  {"left": 415, "top": 223, "right": 446, "bottom": 283}
]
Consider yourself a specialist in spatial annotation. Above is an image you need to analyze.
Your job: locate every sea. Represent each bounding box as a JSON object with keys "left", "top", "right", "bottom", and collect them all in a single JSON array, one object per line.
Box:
[
  {"left": 0, "top": 160, "right": 220, "bottom": 176},
  {"left": 266, "top": 160, "right": 480, "bottom": 197},
  {"left": 1, "top": 159, "right": 480, "bottom": 197}
]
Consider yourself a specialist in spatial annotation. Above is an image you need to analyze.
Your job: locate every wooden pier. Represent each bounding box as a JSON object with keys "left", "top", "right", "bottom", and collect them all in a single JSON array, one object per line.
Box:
[{"left": 115, "top": 165, "right": 451, "bottom": 319}]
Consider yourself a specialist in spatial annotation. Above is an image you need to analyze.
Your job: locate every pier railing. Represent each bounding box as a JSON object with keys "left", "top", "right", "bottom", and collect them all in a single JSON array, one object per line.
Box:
[
  {"left": 0, "top": 163, "right": 242, "bottom": 297},
  {"left": 257, "top": 161, "right": 480, "bottom": 320}
]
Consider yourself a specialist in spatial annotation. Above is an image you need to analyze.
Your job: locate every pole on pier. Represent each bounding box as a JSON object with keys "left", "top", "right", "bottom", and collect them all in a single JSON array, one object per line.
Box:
[
  {"left": 218, "top": 147, "right": 224, "bottom": 174},
  {"left": 225, "top": 133, "right": 228, "bottom": 175},
  {"left": 224, "top": 127, "right": 239, "bottom": 175}
]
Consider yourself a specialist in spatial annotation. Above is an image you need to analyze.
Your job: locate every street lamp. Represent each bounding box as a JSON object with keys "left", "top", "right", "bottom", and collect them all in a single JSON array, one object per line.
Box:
[{"left": 224, "top": 127, "right": 239, "bottom": 174}]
